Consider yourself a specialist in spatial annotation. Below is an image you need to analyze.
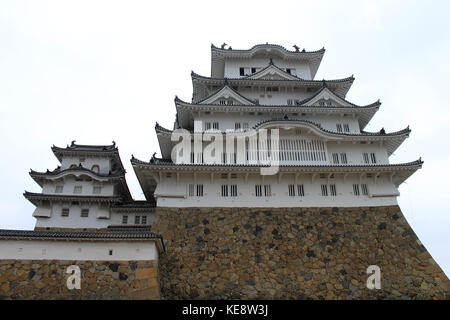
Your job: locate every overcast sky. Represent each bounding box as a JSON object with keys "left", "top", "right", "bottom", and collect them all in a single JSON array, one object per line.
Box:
[{"left": 0, "top": 0, "right": 449, "bottom": 277}]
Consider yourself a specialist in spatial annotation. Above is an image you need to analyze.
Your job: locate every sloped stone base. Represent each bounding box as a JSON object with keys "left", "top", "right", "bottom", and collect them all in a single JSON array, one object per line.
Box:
[{"left": 152, "top": 205, "right": 449, "bottom": 299}]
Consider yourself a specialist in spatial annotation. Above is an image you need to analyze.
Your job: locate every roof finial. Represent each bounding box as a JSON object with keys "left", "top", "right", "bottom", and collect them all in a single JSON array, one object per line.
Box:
[
  {"left": 70, "top": 140, "right": 76, "bottom": 147},
  {"left": 293, "top": 44, "right": 300, "bottom": 52},
  {"left": 112, "top": 140, "right": 116, "bottom": 147},
  {"left": 322, "top": 79, "right": 327, "bottom": 88},
  {"left": 269, "top": 57, "right": 274, "bottom": 65},
  {"left": 221, "top": 42, "right": 227, "bottom": 49},
  {"left": 224, "top": 77, "right": 229, "bottom": 85}
]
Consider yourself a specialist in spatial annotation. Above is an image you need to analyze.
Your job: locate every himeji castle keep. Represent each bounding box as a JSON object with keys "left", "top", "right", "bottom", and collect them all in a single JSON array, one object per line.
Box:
[{"left": 0, "top": 43, "right": 448, "bottom": 300}]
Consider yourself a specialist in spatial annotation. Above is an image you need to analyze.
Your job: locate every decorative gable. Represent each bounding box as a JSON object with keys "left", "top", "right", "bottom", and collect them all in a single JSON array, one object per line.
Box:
[
  {"left": 247, "top": 65, "right": 298, "bottom": 81},
  {"left": 301, "top": 87, "right": 352, "bottom": 107},
  {"left": 199, "top": 86, "right": 256, "bottom": 105}
]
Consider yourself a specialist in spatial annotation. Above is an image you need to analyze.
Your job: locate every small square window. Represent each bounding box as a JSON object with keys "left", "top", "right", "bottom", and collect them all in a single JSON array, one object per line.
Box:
[
  {"left": 61, "top": 208, "right": 70, "bottom": 217},
  {"left": 81, "top": 209, "right": 89, "bottom": 217},
  {"left": 122, "top": 215, "right": 128, "bottom": 224},
  {"left": 74, "top": 186, "right": 82, "bottom": 194},
  {"left": 93, "top": 186, "right": 102, "bottom": 194},
  {"left": 135, "top": 215, "right": 141, "bottom": 225},
  {"left": 55, "top": 185, "right": 63, "bottom": 193}
]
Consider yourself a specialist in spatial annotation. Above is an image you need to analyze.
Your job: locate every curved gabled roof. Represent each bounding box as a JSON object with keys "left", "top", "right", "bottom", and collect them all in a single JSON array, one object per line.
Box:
[
  {"left": 174, "top": 95, "right": 380, "bottom": 130},
  {"left": 153, "top": 118, "right": 410, "bottom": 156},
  {"left": 191, "top": 71, "right": 355, "bottom": 100},
  {"left": 192, "top": 71, "right": 354, "bottom": 85},
  {"left": 211, "top": 43, "right": 326, "bottom": 55},
  {"left": 131, "top": 155, "right": 423, "bottom": 187},
  {"left": 51, "top": 141, "right": 127, "bottom": 180},
  {"left": 193, "top": 84, "right": 256, "bottom": 105},
  {"left": 29, "top": 166, "right": 126, "bottom": 187},
  {"left": 252, "top": 118, "right": 409, "bottom": 135},
  {"left": 52, "top": 141, "right": 117, "bottom": 154},
  {"left": 244, "top": 62, "right": 300, "bottom": 81},
  {"left": 23, "top": 191, "right": 123, "bottom": 204}
]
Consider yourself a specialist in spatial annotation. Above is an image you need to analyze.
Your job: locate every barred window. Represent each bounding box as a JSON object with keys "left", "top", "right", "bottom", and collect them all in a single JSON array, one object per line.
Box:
[
  {"left": 363, "top": 153, "right": 369, "bottom": 164},
  {"left": 287, "top": 99, "right": 293, "bottom": 106},
  {"left": 135, "top": 215, "right": 140, "bottom": 225},
  {"left": 264, "top": 184, "right": 272, "bottom": 197},
  {"left": 336, "top": 124, "right": 343, "bottom": 133},
  {"left": 235, "top": 122, "right": 241, "bottom": 130},
  {"left": 221, "top": 185, "right": 228, "bottom": 197},
  {"left": 230, "top": 185, "right": 237, "bottom": 197},
  {"left": 122, "top": 215, "right": 128, "bottom": 224},
  {"left": 288, "top": 184, "right": 295, "bottom": 197},
  {"left": 219, "top": 100, "right": 226, "bottom": 105},
  {"left": 55, "top": 185, "right": 63, "bottom": 193},
  {"left": 141, "top": 215, "right": 147, "bottom": 225},
  {"left": 361, "top": 184, "right": 369, "bottom": 195},
  {"left": 212, "top": 122, "right": 219, "bottom": 130},
  {"left": 196, "top": 184, "right": 204, "bottom": 197},
  {"left": 340, "top": 153, "right": 348, "bottom": 164},
  {"left": 353, "top": 184, "right": 360, "bottom": 196},
  {"left": 343, "top": 124, "right": 350, "bottom": 132},
  {"left": 188, "top": 184, "right": 195, "bottom": 196},
  {"left": 61, "top": 208, "right": 69, "bottom": 217},
  {"left": 255, "top": 185, "right": 262, "bottom": 197},
  {"left": 205, "top": 122, "right": 212, "bottom": 130},
  {"left": 370, "top": 153, "right": 377, "bottom": 164},
  {"left": 73, "top": 185, "right": 82, "bottom": 194},
  {"left": 297, "top": 184, "right": 305, "bottom": 197},
  {"left": 330, "top": 184, "right": 337, "bottom": 196},
  {"left": 81, "top": 209, "right": 89, "bottom": 218},
  {"left": 332, "top": 153, "right": 340, "bottom": 164},
  {"left": 321, "top": 184, "right": 328, "bottom": 196},
  {"left": 93, "top": 185, "right": 102, "bottom": 194}
]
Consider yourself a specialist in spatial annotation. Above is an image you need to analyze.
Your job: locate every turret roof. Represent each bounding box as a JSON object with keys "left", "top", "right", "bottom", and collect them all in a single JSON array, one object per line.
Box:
[{"left": 211, "top": 43, "right": 325, "bottom": 78}]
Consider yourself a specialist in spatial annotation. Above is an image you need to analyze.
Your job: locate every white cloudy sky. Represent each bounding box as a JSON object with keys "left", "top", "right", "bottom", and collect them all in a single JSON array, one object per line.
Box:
[{"left": 0, "top": 0, "right": 449, "bottom": 277}]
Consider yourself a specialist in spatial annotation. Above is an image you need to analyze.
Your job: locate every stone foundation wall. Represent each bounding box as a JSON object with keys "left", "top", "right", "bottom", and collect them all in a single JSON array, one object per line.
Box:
[
  {"left": 0, "top": 260, "right": 159, "bottom": 299},
  {"left": 152, "top": 205, "right": 449, "bottom": 299}
]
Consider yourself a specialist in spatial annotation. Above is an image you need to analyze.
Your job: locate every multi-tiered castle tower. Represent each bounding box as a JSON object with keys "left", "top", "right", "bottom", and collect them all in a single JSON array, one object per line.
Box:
[
  {"left": 131, "top": 43, "right": 420, "bottom": 208},
  {"left": 26, "top": 141, "right": 155, "bottom": 230}
]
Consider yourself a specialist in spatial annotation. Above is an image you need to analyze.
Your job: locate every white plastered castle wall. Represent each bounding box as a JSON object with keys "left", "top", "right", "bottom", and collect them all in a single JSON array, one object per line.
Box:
[
  {"left": 153, "top": 172, "right": 399, "bottom": 208},
  {"left": 0, "top": 240, "right": 159, "bottom": 262}
]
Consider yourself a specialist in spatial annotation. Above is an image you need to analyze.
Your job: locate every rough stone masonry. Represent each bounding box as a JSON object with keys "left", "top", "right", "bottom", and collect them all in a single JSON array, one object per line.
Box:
[
  {"left": 152, "top": 205, "right": 449, "bottom": 299},
  {"left": 0, "top": 260, "right": 159, "bottom": 299}
]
